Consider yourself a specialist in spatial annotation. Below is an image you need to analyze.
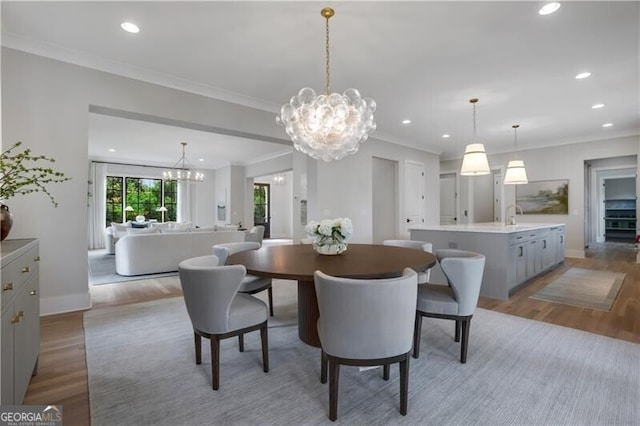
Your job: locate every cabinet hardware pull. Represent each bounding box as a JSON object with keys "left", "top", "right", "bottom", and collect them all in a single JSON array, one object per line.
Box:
[
  {"left": 22, "top": 266, "right": 30, "bottom": 273},
  {"left": 17, "top": 310, "right": 24, "bottom": 318},
  {"left": 3, "top": 282, "right": 14, "bottom": 291},
  {"left": 34, "top": 256, "right": 41, "bottom": 262},
  {"left": 30, "top": 290, "right": 37, "bottom": 296},
  {"left": 519, "top": 246, "right": 523, "bottom": 257},
  {"left": 11, "top": 314, "right": 20, "bottom": 324},
  {"left": 543, "top": 240, "right": 547, "bottom": 248}
]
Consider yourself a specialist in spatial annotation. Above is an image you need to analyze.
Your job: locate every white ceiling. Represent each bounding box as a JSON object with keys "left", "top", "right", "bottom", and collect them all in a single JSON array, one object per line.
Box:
[{"left": 2, "top": 1, "right": 639, "bottom": 166}]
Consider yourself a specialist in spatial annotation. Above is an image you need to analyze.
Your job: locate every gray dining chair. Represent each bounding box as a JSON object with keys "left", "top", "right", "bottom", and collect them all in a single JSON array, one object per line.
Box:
[
  {"left": 314, "top": 268, "right": 418, "bottom": 421},
  {"left": 212, "top": 241, "right": 274, "bottom": 317},
  {"left": 413, "top": 249, "right": 485, "bottom": 363},
  {"left": 382, "top": 239, "right": 433, "bottom": 283},
  {"left": 178, "top": 255, "right": 269, "bottom": 390}
]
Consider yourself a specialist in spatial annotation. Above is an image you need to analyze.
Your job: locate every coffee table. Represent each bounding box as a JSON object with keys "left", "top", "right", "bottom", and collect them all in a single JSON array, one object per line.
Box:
[{"left": 227, "top": 243, "right": 436, "bottom": 347}]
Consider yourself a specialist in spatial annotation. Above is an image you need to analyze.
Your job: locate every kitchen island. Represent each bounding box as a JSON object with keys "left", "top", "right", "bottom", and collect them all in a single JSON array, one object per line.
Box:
[{"left": 410, "top": 223, "right": 565, "bottom": 300}]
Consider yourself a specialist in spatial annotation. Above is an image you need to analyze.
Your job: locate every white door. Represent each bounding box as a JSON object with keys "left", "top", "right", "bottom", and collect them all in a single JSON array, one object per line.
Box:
[
  {"left": 405, "top": 161, "right": 425, "bottom": 232},
  {"left": 440, "top": 173, "right": 457, "bottom": 225}
]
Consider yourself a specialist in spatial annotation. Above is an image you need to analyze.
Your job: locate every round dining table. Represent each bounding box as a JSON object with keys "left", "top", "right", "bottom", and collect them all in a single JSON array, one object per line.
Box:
[{"left": 227, "top": 243, "right": 436, "bottom": 347}]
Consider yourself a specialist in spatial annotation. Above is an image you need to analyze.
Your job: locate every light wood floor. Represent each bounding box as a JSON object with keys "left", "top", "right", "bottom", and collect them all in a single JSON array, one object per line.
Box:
[{"left": 24, "top": 244, "right": 640, "bottom": 426}]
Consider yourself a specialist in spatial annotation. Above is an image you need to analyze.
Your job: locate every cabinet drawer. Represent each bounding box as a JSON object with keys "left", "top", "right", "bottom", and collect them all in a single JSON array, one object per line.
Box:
[
  {"left": 509, "top": 232, "right": 530, "bottom": 245},
  {"left": 1, "top": 247, "right": 39, "bottom": 311}
]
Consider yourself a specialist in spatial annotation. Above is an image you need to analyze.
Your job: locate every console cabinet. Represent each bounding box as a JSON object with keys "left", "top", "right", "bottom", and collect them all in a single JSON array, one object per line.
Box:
[{"left": 1, "top": 238, "right": 40, "bottom": 404}]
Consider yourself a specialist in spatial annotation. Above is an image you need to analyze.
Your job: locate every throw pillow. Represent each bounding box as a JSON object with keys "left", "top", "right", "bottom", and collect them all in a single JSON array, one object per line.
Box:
[{"left": 111, "top": 222, "right": 129, "bottom": 233}]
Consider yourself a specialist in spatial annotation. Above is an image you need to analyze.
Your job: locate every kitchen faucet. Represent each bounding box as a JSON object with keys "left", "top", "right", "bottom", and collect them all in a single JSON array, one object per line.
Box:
[{"left": 505, "top": 204, "right": 523, "bottom": 225}]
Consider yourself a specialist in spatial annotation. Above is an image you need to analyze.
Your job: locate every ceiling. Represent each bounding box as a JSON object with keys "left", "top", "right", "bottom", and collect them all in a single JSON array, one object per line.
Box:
[{"left": 2, "top": 1, "right": 639, "bottom": 167}]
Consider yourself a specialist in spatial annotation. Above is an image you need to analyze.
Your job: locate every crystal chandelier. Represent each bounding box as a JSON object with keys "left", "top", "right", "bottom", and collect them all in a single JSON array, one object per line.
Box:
[
  {"left": 276, "top": 7, "right": 376, "bottom": 162},
  {"left": 162, "top": 142, "right": 204, "bottom": 183},
  {"left": 503, "top": 124, "right": 529, "bottom": 184},
  {"left": 460, "top": 98, "right": 491, "bottom": 176}
]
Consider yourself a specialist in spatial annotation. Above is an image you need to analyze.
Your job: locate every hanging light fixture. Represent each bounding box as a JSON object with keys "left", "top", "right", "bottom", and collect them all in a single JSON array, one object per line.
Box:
[
  {"left": 276, "top": 7, "right": 376, "bottom": 162},
  {"left": 503, "top": 124, "right": 529, "bottom": 185},
  {"left": 162, "top": 142, "right": 204, "bottom": 183},
  {"left": 460, "top": 98, "right": 491, "bottom": 176}
]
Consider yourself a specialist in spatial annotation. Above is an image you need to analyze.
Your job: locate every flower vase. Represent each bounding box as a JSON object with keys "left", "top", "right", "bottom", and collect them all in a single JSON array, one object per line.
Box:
[
  {"left": 1, "top": 204, "right": 13, "bottom": 241},
  {"left": 313, "top": 239, "right": 348, "bottom": 255}
]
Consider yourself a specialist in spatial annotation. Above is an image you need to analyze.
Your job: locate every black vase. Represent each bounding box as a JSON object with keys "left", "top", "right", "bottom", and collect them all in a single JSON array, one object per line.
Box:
[{"left": 1, "top": 204, "right": 13, "bottom": 241}]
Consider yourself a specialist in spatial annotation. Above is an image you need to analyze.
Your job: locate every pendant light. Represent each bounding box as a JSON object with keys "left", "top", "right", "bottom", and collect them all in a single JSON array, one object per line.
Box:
[
  {"left": 460, "top": 98, "right": 491, "bottom": 176},
  {"left": 503, "top": 124, "right": 529, "bottom": 185},
  {"left": 162, "top": 142, "right": 204, "bottom": 183},
  {"left": 276, "top": 7, "right": 376, "bottom": 162}
]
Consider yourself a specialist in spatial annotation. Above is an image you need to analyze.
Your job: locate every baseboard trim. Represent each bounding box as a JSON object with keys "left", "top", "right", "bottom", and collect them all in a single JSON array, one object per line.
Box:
[
  {"left": 40, "top": 291, "right": 91, "bottom": 316},
  {"left": 565, "top": 249, "right": 586, "bottom": 259}
]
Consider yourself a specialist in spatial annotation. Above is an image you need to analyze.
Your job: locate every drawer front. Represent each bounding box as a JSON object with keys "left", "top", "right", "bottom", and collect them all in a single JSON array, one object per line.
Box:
[
  {"left": 509, "top": 232, "right": 530, "bottom": 245},
  {"left": 1, "top": 246, "right": 39, "bottom": 311}
]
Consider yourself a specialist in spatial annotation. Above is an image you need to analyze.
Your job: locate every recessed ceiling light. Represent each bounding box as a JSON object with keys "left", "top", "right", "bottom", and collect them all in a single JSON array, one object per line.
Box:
[
  {"left": 592, "top": 103, "right": 605, "bottom": 109},
  {"left": 199, "top": 158, "right": 205, "bottom": 162},
  {"left": 442, "top": 134, "right": 450, "bottom": 138},
  {"left": 108, "top": 148, "right": 116, "bottom": 152},
  {"left": 575, "top": 72, "right": 591, "bottom": 80},
  {"left": 602, "top": 123, "right": 613, "bottom": 128},
  {"left": 120, "top": 22, "right": 140, "bottom": 34},
  {"left": 402, "top": 119, "right": 411, "bottom": 124},
  {"left": 539, "top": 2, "right": 561, "bottom": 15}
]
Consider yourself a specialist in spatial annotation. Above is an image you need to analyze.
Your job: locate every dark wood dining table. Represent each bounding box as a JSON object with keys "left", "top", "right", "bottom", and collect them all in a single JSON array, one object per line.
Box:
[{"left": 227, "top": 243, "right": 436, "bottom": 347}]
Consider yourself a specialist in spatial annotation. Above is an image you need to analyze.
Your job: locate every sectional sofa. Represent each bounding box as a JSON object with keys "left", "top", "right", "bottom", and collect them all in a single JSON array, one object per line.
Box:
[{"left": 114, "top": 230, "right": 245, "bottom": 276}]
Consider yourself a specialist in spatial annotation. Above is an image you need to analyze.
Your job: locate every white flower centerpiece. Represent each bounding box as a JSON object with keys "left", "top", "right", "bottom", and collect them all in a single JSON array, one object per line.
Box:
[{"left": 305, "top": 217, "right": 353, "bottom": 255}]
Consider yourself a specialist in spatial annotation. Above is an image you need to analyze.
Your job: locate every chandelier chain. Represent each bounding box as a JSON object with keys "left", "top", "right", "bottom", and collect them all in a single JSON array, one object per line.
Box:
[
  {"left": 472, "top": 103, "right": 477, "bottom": 139},
  {"left": 325, "top": 14, "right": 331, "bottom": 96}
]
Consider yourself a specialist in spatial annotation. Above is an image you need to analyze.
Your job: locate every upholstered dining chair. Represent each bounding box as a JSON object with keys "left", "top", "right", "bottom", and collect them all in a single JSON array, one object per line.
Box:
[
  {"left": 413, "top": 249, "right": 485, "bottom": 364},
  {"left": 212, "top": 242, "right": 274, "bottom": 317},
  {"left": 314, "top": 268, "right": 418, "bottom": 421},
  {"left": 382, "top": 239, "right": 433, "bottom": 283},
  {"left": 178, "top": 255, "right": 269, "bottom": 390},
  {"left": 244, "top": 225, "right": 265, "bottom": 245}
]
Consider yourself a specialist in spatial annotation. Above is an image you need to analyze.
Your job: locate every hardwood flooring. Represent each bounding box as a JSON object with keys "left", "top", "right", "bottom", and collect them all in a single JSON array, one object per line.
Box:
[{"left": 24, "top": 244, "right": 640, "bottom": 426}]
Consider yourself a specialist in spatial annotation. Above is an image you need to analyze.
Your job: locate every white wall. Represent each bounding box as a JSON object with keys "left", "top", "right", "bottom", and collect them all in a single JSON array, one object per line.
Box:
[
  {"left": 442, "top": 135, "right": 640, "bottom": 258},
  {"left": 2, "top": 48, "right": 286, "bottom": 314},
  {"left": 315, "top": 138, "right": 440, "bottom": 243}
]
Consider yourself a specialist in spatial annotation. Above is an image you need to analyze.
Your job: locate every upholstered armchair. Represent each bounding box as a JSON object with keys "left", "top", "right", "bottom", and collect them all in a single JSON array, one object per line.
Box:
[
  {"left": 314, "top": 268, "right": 418, "bottom": 421},
  {"left": 212, "top": 242, "right": 274, "bottom": 317},
  {"left": 382, "top": 239, "right": 433, "bottom": 283},
  {"left": 244, "top": 225, "right": 265, "bottom": 245},
  {"left": 178, "top": 255, "right": 270, "bottom": 390},
  {"left": 413, "top": 249, "right": 486, "bottom": 363}
]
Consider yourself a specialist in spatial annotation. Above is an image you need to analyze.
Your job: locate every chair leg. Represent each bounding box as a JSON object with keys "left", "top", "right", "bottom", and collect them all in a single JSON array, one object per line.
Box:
[
  {"left": 194, "top": 332, "right": 202, "bottom": 365},
  {"left": 399, "top": 353, "right": 409, "bottom": 415},
  {"left": 383, "top": 364, "right": 390, "bottom": 381},
  {"left": 211, "top": 335, "right": 220, "bottom": 390},
  {"left": 329, "top": 359, "right": 340, "bottom": 421},
  {"left": 260, "top": 322, "right": 269, "bottom": 373},
  {"left": 413, "top": 313, "right": 423, "bottom": 359},
  {"left": 238, "top": 334, "right": 244, "bottom": 352},
  {"left": 268, "top": 287, "right": 274, "bottom": 317},
  {"left": 460, "top": 318, "right": 471, "bottom": 364},
  {"left": 455, "top": 320, "right": 461, "bottom": 342},
  {"left": 320, "top": 350, "right": 328, "bottom": 384}
]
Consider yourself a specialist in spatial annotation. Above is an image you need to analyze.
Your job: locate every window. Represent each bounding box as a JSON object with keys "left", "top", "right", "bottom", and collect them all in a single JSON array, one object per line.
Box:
[{"left": 105, "top": 175, "right": 177, "bottom": 225}]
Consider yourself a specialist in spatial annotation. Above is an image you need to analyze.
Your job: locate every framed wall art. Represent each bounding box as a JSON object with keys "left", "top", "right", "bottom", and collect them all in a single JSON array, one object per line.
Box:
[{"left": 516, "top": 179, "right": 569, "bottom": 214}]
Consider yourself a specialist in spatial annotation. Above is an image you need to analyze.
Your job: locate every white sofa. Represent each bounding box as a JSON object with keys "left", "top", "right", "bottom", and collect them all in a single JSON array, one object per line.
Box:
[{"left": 115, "top": 230, "right": 245, "bottom": 276}]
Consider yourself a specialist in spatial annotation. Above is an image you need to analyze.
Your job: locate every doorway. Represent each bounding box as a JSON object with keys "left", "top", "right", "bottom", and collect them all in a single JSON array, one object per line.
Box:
[
  {"left": 372, "top": 157, "right": 398, "bottom": 242},
  {"left": 254, "top": 183, "right": 271, "bottom": 238}
]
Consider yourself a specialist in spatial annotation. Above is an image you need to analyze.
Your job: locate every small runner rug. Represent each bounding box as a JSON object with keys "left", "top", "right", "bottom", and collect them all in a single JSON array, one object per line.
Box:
[{"left": 531, "top": 267, "right": 625, "bottom": 310}]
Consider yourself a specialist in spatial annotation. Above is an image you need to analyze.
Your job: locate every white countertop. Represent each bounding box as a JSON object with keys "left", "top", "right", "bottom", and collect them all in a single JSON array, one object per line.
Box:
[{"left": 409, "top": 222, "right": 565, "bottom": 234}]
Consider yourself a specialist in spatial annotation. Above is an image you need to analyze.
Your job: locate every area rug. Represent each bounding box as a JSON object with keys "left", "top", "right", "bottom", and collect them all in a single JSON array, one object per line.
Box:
[
  {"left": 530, "top": 267, "right": 625, "bottom": 310},
  {"left": 88, "top": 250, "right": 177, "bottom": 285},
  {"left": 84, "top": 282, "right": 639, "bottom": 425}
]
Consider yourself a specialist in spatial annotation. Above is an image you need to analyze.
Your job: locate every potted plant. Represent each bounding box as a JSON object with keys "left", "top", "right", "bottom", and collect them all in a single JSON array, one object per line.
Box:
[{"left": 0, "top": 141, "right": 71, "bottom": 241}]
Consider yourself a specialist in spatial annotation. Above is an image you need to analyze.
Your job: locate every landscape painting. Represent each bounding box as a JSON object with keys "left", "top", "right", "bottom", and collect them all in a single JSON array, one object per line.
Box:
[{"left": 516, "top": 179, "right": 569, "bottom": 214}]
